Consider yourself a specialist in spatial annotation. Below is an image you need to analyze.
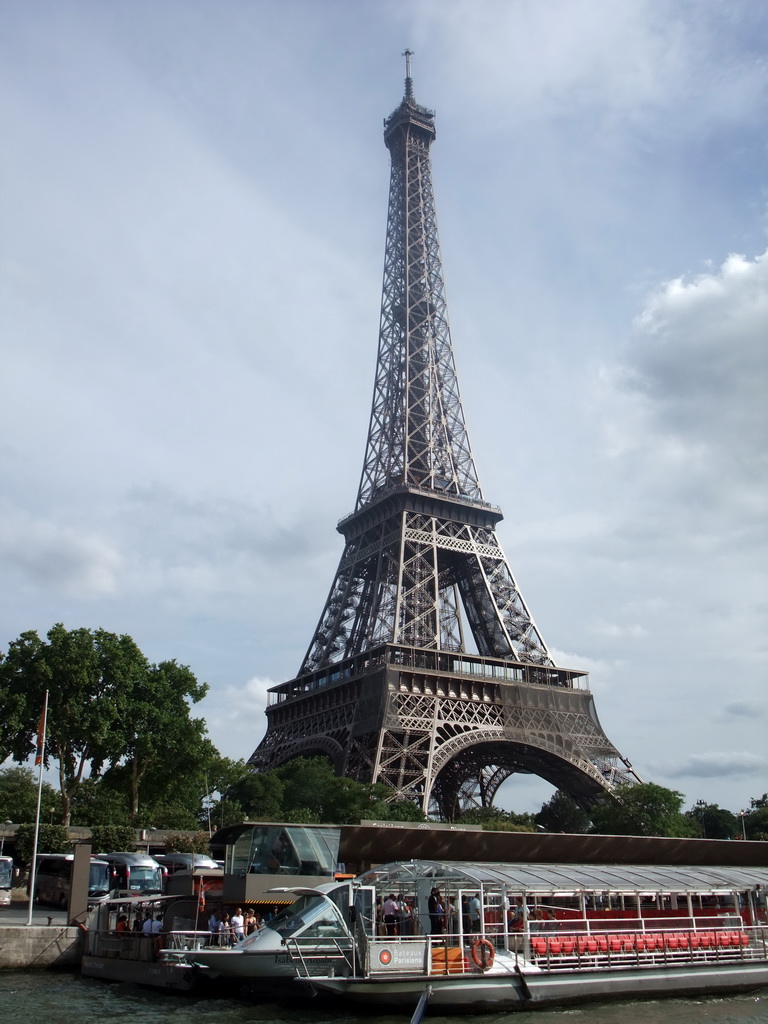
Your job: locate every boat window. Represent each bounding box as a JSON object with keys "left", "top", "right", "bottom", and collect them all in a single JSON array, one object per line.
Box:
[
  {"left": 230, "top": 825, "right": 341, "bottom": 876},
  {"left": 260, "top": 894, "right": 345, "bottom": 939},
  {"left": 296, "top": 903, "right": 347, "bottom": 938}
]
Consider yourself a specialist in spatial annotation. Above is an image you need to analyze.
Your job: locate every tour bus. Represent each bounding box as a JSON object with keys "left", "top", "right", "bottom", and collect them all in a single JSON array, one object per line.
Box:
[
  {"left": 97, "top": 852, "right": 165, "bottom": 895},
  {"left": 0, "top": 855, "right": 13, "bottom": 906},
  {"left": 154, "top": 852, "right": 218, "bottom": 875},
  {"left": 33, "top": 853, "right": 111, "bottom": 908}
]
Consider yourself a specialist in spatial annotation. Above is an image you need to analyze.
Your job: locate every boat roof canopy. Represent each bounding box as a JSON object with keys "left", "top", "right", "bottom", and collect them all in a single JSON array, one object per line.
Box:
[{"left": 357, "top": 860, "right": 768, "bottom": 895}]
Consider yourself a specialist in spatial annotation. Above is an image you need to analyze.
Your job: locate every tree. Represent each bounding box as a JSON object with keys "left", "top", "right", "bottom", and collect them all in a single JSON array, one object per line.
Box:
[
  {"left": 457, "top": 807, "right": 536, "bottom": 832},
  {"left": 226, "top": 770, "right": 285, "bottom": 822},
  {"left": 589, "top": 783, "right": 698, "bottom": 838},
  {"left": 13, "top": 823, "right": 70, "bottom": 863},
  {"left": 0, "top": 624, "right": 212, "bottom": 826},
  {"left": 535, "top": 790, "right": 591, "bottom": 834},
  {"left": 109, "top": 659, "right": 209, "bottom": 820},
  {"left": 743, "top": 794, "right": 768, "bottom": 841},
  {"left": 0, "top": 766, "right": 61, "bottom": 824},
  {"left": 368, "top": 799, "right": 428, "bottom": 823},
  {"left": 164, "top": 831, "right": 211, "bottom": 854},
  {"left": 69, "top": 778, "right": 130, "bottom": 827},
  {"left": 90, "top": 825, "right": 137, "bottom": 853},
  {"left": 0, "top": 625, "right": 147, "bottom": 825},
  {"left": 685, "top": 802, "right": 737, "bottom": 840}
]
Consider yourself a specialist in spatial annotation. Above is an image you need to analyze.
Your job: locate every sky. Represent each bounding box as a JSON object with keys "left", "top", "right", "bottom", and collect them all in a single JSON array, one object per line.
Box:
[{"left": 1, "top": 0, "right": 766, "bottom": 818}]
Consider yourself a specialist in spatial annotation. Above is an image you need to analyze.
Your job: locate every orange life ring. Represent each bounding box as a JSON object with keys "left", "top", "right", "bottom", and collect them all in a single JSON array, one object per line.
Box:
[{"left": 471, "top": 937, "right": 495, "bottom": 970}]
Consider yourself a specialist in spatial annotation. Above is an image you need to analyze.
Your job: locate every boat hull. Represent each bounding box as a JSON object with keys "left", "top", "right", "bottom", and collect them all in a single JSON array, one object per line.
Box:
[
  {"left": 81, "top": 954, "right": 200, "bottom": 992},
  {"left": 306, "top": 960, "right": 768, "bottom": 1012}
]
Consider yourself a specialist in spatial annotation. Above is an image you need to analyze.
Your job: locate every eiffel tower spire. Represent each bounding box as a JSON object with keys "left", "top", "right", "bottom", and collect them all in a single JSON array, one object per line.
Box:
[
  {"left": 249, "top": 64, "right": 639, "bottom": 816},
  {"left": 299, "top": 57, "right": 550, "bottom": 675}
]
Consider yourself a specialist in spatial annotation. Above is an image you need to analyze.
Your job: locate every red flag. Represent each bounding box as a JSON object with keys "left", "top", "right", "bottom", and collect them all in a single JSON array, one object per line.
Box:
[
  {"left": 34, "top": 707, "right": 46, "bottom": 766},
  {"left": 198, "top": 882, "right": 207, "bottom": 912}
]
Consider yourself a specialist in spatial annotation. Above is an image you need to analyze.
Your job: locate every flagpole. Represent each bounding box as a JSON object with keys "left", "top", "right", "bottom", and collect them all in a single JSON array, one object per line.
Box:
[{"left": 26, "top": 690, "right": 49, "bottom": 927}]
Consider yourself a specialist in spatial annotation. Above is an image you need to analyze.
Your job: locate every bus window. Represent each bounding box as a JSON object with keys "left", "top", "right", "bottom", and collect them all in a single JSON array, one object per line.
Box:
[{"left": 0, "top": 856, "right": 12, "bottom": 906}]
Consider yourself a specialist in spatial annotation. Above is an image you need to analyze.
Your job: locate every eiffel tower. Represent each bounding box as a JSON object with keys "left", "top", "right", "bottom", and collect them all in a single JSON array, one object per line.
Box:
[{"left": 250, "top": 56, "right": 640, "bottom": 818}]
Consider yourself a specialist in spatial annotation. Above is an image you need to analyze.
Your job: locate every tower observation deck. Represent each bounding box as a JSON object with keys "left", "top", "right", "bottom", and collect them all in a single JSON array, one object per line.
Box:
[{"left": 249, "top": 58, "right": 640, "bottom": 817}]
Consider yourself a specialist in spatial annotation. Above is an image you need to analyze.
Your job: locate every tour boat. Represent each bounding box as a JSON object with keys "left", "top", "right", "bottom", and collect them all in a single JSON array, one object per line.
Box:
[
  {"left": 280, "top": 859, "right": 768, "bottom": 1013},
  {"left": 182, "top": 881, "right": 353, "bottom": 989}
]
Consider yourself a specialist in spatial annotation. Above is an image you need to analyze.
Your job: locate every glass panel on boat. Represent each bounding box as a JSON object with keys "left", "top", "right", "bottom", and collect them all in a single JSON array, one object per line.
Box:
[{"left": 230, "top": 825, "right": 341, "bottom": 877}]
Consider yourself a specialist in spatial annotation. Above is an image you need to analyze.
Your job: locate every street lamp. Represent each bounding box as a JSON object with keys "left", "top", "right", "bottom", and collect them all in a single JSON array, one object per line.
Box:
[
  {"left": 695, "top": 800, "right": 707, "bottom": 838},
  {"left": 739, "top": 811, "right": 748, "bottom": 841}
]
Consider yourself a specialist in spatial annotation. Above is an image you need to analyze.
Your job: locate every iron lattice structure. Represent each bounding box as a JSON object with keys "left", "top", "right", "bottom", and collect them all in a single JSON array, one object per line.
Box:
[{"left": 250, "top": 64, "right": 640, "bottom": 817}]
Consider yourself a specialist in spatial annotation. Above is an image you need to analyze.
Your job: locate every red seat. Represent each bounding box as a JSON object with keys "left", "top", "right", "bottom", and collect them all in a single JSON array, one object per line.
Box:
[
  {"left": 547, "top": 939, "right": 563, "bottom": 955},
  {"left": 531, "top": 937, "right": 546, "bottom": 956},
  {"left": 561, "top": 937, "right": 576, "bottom": 954},
  {"left": 609, "top": 936, "right": 622, "bottom": 952},
  {"left": 597, "top": 936, "right": 608, "bottom": 952},
  {"left": 739, "top": 932, "right": 750, "bottom": 947}
]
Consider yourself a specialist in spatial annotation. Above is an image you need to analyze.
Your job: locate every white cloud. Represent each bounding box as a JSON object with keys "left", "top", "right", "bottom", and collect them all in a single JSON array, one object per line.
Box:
[
  {"left": 200, "top": 676, "right": 274, "bottom": 764},
  {"left": 722, "top": 700, "right": 767, "bottom": 721},
  {"left": 0, "top": 501, "right": 122, "bottom": 597},
  {"left": 653, "top": 751, "right": 768, "bottom": 780}
]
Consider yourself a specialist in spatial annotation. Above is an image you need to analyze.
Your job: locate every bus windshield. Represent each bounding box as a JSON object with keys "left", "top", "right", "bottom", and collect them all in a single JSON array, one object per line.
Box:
[
  {"left": 89, "top": 860, "right": 111, "bottom": 898},
  {"left": 0, "top": 857, "right": 12, "bottom": 889},
  {"left": 126, "top": 866, "right": 164, "bottom": 893}
]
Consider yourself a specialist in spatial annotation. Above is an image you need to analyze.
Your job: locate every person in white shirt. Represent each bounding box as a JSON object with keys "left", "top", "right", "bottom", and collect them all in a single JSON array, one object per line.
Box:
[{"left": 231, "top": 907, "right": 246, "bottom": 942}]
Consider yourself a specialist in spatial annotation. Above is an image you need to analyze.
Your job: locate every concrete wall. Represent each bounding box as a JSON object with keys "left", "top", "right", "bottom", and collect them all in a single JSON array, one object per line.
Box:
[{"left": 0, "top": 926, "right": 82, "bottom": 969}]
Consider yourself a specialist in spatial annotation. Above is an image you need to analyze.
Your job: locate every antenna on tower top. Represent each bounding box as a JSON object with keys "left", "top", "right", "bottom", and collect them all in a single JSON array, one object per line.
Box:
[{"left": 402, "top": 48, "right": 414, "bottom": 100}]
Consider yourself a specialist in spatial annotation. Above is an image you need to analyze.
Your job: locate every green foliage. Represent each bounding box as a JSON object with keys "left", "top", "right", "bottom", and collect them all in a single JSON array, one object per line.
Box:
[
  {"left": 535, "top": 790, "right": 591, "bottom": 834},
  {"left": 224, "top": 758, "right": 424, "bottom": 826},
  {"left": 0, "top": 624, "right": 212, "bottom": 826},
  {"left": 685, "top": 802, "right": 738, "bottom": 840},
  {"left": 226, "top": 769, "right": 285, "bottom": 822},
  {"left": 90, "top": 825, "right": 137, "bottom": 853},
  {"left": 164, "top": 831, "right": 211, "bottom": 854},
  {"left": 458, "top": 807, "right": 536, "bottom": 832},
  {"left": 368, "top": 799, "right": 428, "bottom": 823},
  {"left": 275, "top": 757, "right": 392, "bottom": 825},
  {"left": 69, "top": 778, "right": 129, "bottom": 827},
  {"left": 0, "top": 766, "right": 61, "bottom": 824},
  {"left": 112, "top": 659, "right": 209, "bottom": 820},
  {"left": 14, "top": 823, "right": 71, "bottom": 863},
  {"left": 590, "top": 783, "right": 698, "bottom": 838},
  {"left": 0, "top": 625, "right": 151, "bottom": 824},
  {"left": 742, "top": 795, "right": 768, "bottom": 840}
]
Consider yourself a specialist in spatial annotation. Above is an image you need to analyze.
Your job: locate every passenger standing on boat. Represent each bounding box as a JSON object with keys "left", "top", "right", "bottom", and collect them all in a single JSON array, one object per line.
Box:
[
  {"left": 220, "top": 912, "right": 232, "bottom": 945},
  {"left": 208, "top": 911, "right": 220, "bottom": 945},
  {"left": 469, "top": 893, "right": 482, "bottom": 934},
  {"left": 115, "top": 914, "right": 128, "bottom": 933},
  {"left": 142, "top": 913, "right": 161, "bottom": 936},
  {"left": 428, "top": 887, "right": 445, "bottom": 934},
  {"left": 232, "top": 907, "right": 245, "bottom": 942},
  {"left": 399, "top": 895, "right": 413, "bottom": 936},
  {"left": 383, "top": 893, "right": 400, "bottom": 935}
]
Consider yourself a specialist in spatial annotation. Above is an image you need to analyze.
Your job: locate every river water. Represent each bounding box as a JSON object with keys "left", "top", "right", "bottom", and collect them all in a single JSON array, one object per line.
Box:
[{"left": 1, "top": 972, "right": 767, "bottom": 1024}]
